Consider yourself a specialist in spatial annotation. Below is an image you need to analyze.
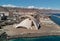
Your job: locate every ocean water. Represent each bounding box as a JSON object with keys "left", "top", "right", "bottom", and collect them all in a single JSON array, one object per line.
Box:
[
  {"left": 9, "top": 36, "right": 60, "bottom": 41},
  {"left": 52, "top": 13, "right": 60, "bottom": 16},
  {"left": 50, "top": 14, "right": 60, "bottom": 25}
]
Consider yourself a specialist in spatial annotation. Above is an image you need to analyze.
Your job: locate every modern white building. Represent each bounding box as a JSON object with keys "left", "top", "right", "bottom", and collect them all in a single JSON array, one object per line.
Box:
[{"left": 15, "top": 15, "right": 40, "bottom": 30}]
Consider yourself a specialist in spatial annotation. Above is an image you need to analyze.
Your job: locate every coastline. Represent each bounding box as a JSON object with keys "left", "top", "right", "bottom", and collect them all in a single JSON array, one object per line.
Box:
[
  {"left": 2, "top": 17, "right": 60, "bottom": 40},
  {"left": 7, "top": 31, "right": 60, "bottom": 40}
]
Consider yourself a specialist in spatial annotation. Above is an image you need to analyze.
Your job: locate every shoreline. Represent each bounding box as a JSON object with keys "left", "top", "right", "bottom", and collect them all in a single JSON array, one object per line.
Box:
[
  {"left": 7, "top": 32, "right": 60, "bottom": 40},
  {"left": 2, "top": 17, "right": 60, "bottom": 40}
]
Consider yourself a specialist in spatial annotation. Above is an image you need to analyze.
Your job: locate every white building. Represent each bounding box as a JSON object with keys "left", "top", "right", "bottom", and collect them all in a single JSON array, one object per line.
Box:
[{"left": 15, "top": 15, "right": 40, "bottom": 30}]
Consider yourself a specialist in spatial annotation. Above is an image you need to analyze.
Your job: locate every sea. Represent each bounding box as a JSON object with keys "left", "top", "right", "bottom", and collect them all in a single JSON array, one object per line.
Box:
[
  {"left": 9, "top": 36, "right": 60, "bottom": 41},
  {"left": 50, "top": 13, "right": 60, "bottom": 25},
  {"left": 9, "top": 13, "right": 60, "bottom": 41}
]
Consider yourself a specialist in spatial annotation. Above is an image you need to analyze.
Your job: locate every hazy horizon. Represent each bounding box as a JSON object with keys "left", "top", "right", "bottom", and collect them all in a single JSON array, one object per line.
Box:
[{"left": 0, "top": 0, "right": 60, "bottom": 10}]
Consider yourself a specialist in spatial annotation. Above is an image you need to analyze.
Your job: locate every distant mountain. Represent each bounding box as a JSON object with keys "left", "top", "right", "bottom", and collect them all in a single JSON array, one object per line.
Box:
[{"left": 0, "top": 6, "right": 60, "bottom": 14}]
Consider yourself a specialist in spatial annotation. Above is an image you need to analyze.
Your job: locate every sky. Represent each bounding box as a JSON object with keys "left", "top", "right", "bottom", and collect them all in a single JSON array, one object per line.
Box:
[{"left": 0, "top": 0, "right": 60, "bottom": 9}]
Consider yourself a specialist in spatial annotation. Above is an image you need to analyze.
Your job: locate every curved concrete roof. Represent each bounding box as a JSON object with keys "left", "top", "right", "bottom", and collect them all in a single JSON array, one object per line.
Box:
[{"left": 15, "top": 15, "right": 40, "bottom": 30}]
